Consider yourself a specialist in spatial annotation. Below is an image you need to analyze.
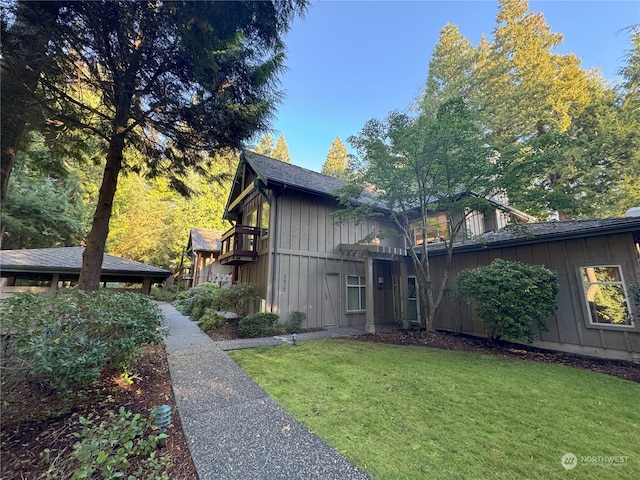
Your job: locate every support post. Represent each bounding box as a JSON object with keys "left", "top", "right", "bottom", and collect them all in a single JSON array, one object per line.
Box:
[{"left": 365, "top": 256, "right": 375, "bottom": 333}]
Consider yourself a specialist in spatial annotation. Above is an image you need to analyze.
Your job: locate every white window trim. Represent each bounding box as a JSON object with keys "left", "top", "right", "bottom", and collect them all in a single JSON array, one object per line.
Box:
[
  {"left": 579, "top": 264, "right": 635, "bottom": 329},
  {"left": 346, "top": 275, "right": 366, "bottom": 313}
]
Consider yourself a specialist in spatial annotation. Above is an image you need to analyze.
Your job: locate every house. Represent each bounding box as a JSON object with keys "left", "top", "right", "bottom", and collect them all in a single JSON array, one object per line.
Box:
[
  {"left": 427, "top": 217, "right": 640, "bottom": 361},
  {"left": 180, "top": 228, "right": 232, "bottom": 288},
  {"left": 0, "top": 246, "right": 171, "bottom": 298},
  {"left": 219, "top": 151, "right": 528, "bottom": 327},
  {"left": 220, "top": 151, "right": 640, "bottom": 361}
]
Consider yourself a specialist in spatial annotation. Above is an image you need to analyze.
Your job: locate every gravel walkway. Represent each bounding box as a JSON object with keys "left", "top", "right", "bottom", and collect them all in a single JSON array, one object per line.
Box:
[{"left": 159, "top": 303, "right": 372, "bottom": 480}]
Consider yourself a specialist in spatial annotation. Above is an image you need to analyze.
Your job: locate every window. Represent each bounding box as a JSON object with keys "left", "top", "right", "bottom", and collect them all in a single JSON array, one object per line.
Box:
[
  {"left": 260, "top": 198, "right": 270, "bottom": 237},
  {"left": 346, "top": 275, "right": 366, "bottom": 312},
  {"left": 409, "top": 214, "right": 450, "bottom": 246},
  {"left": 245, "top": 207, "right": 257, "bottom": 227},
  {"left": 580, "top": 266, "right": 633, "bottom": 326}
]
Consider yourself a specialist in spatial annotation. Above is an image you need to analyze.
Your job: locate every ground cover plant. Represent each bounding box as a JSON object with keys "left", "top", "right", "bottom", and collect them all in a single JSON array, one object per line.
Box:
[{"left": 229, "top": 339, "right": 640, "bottom": 480}]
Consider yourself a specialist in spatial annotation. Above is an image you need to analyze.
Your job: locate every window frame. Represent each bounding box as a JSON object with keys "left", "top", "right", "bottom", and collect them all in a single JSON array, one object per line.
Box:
[
  {"left": 346, "top": 275, "right": 366, "bottom": 313},
  {"left": 579, "top": 264, "right": 635, "bottom": 329}
]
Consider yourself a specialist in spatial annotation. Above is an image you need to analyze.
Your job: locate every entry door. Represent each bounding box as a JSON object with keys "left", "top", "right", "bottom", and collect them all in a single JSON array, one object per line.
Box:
[
  {"left": 407, "top": 276, "right": 418, "bottom": 324},
  {"left": 323, "top": 273, "right": 340, "bottom": 326}
]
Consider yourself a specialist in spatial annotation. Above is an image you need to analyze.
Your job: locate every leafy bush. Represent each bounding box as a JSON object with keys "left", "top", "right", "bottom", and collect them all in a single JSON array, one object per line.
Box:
[
  {"left": 237, "top": 313, "right": 285, "bottom": 338},
  {"left": 457, "top": 259, "right": 559, "bottom": 343},
  {"left": 172, "top": 282, "right": 261, "bottom": 320},
  {"left": 41, "top": 406, "right": 170, "bottom": 479},
  {"left": 288, "top": 311, "right": 306, "bottom": 333},
  {"left": 150, "top": 285, "right": 179, "bottom": 302},
  {"left": 216, "top": 282, "right": 260, "bottom": 317},
  {"left": 1, "top": 290, "right": 166, "bottom": 398},
  {"left": 197, "top": 310, "right": 226, "bottom": 332}
]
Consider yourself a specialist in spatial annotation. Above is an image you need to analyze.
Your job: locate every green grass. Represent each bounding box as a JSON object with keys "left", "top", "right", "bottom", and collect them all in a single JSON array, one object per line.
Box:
[{"left": 229, "top": 340, "right": 640, "bottom": 480}]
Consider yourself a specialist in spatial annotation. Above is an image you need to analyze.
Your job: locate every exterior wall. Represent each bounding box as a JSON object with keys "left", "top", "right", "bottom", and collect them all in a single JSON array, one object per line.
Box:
[
  {"left": 425, "top": 232, "right": 640, "bottom": 361},
  {"left": 236, "top": 189, "right": 401, "bottom": 328},
  {"left": 193, "top": 252, "right": 231, "bottom": 287}
]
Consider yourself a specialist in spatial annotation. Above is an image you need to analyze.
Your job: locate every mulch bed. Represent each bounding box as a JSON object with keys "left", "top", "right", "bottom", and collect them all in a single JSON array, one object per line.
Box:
[
  {"left": 348, "top": 329, "right": 640, "bottom": 383},
  {"left": 0, "top": 344, "right": 198, "bottom": 480}
]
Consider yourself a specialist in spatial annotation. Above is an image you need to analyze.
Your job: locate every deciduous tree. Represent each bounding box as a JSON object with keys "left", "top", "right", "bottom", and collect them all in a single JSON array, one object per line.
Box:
[{"left": 341, "top": 98, "right": 496, "bottom": 331}]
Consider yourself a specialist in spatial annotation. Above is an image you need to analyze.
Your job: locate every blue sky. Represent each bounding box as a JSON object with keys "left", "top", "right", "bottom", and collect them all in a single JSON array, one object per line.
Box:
[{"left": 269, "top": 0, "right": 640, "bottom": 172}]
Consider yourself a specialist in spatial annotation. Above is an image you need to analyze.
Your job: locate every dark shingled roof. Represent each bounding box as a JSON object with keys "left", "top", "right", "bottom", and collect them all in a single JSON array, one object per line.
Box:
[
  {"left": 0, "top": 247, "right": 171, "bottom": 280},
  {"left": 427, "top": 216, "right": 640, "bottom": 255},
  {"left": 187, "top": 228, "right": 223, "bottom": 253},
  {"left": 240, "top": 151, "right": 389, "bottom": 213},
  {"left": 244, "top": 150, "right": 348, "bottom": 198}
]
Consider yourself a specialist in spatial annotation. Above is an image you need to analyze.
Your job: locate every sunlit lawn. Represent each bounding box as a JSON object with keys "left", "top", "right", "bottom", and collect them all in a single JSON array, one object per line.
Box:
[{"left": 229, "top": 339, "right": 640, "bottom": 480}]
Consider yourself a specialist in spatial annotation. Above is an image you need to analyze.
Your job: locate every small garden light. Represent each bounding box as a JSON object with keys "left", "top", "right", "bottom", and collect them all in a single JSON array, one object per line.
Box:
[
  {"left": 292, "top": 333, "right": 297, "bottom": 345},
  {"left": 151, "top": 404, "right": 172, "bottom": 448}
]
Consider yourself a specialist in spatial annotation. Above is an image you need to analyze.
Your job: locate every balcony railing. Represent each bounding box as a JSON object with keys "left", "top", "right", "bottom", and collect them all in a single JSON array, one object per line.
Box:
[{"left": 219, "top": 225, "right": 260, "bottom": 265}]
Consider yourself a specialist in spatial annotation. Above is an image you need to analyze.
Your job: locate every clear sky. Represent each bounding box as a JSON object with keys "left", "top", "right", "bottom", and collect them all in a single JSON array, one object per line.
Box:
[{"left": 269, "top": 0, "right": 640, "bottom": 172}]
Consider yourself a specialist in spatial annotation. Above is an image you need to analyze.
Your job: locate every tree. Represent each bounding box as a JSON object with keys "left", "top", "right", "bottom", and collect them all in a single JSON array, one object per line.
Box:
[
  {"left": 253, "top": 134, "right": 276, "bottom": 156},
  {"left": 342, "top": 98, "right": 496, "bottom": 331},
  {"left": 321, "top": 136, "right": 350, "bottom": 180},
  {"left": 107, "top": 151, "right": 237, "bottom": 268},
  {"left": 254, "top": 133, "right": 290, "bottom": 162},
  {"left": 0, "top": 1, "right": 63, "bottom": 206},
  {"left": 273, "top": 134, "right": 291, "bottom": 163},
  {"left": 0, "top": 130, "right": 90, "bottom": 249},
  {"left": 29, "top": 1, "right": 306, "bottom": 290},
  {"left": 423, "top": 23, "right": 477, "bottom": 113}
]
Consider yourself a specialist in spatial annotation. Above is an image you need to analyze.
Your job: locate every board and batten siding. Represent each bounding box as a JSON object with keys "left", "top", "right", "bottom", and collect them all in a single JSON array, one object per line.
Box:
[
  {"left": 269, "top": 191, "right": 399, "bottom": 328},
  {"left": 426, "top": 232, "right": 640, "bottom": 360}
]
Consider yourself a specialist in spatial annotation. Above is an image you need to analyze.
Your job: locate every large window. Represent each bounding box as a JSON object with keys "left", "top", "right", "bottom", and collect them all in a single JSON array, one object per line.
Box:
[
  {"left": 409, "top": 214, "right": 450, "bottom": 246},
  {"left": 346, "top": 275, "right": 366, "bottom": 312},
  {"left": 260, "top": 198, "right": 270, "bottom": 237},
  {"left": 580, "top": 266, "right": 633, "bottom": 326}
]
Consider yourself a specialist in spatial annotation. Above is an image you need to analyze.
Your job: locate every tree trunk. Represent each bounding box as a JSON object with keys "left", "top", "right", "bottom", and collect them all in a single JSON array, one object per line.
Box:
[
  {"left": 0, "top": 1, "right": 61, "bottom": 206},
  {"left": 77, "top": 135, "right": 125, "bottom": 290}
]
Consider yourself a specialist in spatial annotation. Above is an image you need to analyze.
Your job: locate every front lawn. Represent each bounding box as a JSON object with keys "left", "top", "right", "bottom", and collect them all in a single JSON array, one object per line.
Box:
[{"left": 229, "top": 340, "right": 640, "bottom": 479}]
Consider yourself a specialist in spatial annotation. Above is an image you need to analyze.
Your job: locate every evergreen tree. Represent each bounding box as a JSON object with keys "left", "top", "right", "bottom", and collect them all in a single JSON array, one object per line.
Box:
[
  {"left": 273, "top": 134, "right": 291, "bottom": 163},
  {"left": 254, "top": 134, "right": 276, "bottom": 156},
  {"left": 16, "top": 1, "right": 306, "bottom": 290},
  {"left": 321, "top": 137, "right": 350, "bottom": 180}
]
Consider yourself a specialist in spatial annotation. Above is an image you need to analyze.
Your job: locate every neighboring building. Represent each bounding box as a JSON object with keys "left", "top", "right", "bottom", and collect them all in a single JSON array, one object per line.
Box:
[
  {"left": 0, "top": 247, "right": 171, "bottom": 298},
  {"left": 220, "top": 151, "right": 640, "bottom": 361},
  {"left": 180, "top": 228, "right": 232, "bottom": 288}
]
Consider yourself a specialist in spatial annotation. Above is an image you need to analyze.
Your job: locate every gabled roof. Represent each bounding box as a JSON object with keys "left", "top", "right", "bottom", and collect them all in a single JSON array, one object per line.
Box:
[
  {"left": 426, "top": 216, "right": 640, "bottom": 255},
  {"left": 187, "top": 228, "right": 223, "bottom": 254},
  {"left": 0, "top": 247, "right": 171, "bottom": 281},
  {"left": 244, "top": 150, "right": 348, "bottom": 198}
]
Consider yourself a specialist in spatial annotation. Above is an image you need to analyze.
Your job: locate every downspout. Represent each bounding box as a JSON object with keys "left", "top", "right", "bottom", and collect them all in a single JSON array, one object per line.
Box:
[{"left": 270, "top": 190, "right": 280, "bottom": 312}]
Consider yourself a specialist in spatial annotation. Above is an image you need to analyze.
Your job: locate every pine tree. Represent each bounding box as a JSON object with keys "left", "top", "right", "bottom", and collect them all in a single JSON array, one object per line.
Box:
[
  {"left": 321, "top": 137, "right": 350, "bottom": 180},
  {"left": 273, "top": 134, "right": 291, "bottom": 163}
]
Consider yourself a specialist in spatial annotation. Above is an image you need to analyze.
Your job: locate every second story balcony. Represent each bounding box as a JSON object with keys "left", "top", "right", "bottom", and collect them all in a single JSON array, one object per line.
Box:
[{"left": 219, "top": 225, "right": 260, "bottom": 265}]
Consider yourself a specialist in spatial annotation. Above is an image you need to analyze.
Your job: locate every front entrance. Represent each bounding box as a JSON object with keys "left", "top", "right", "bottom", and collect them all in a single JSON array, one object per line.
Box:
[{"left": 323, "top": 273, "right": 340, "bottom": 326}]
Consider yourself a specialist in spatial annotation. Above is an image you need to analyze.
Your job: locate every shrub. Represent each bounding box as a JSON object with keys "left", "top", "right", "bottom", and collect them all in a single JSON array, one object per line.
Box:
[
  {"left": 197, "top": 310, "right": 226, "bottom": 332},
  {"left": 237, "top": 313, "right": 285, "bottom": 338},
  {"left": 216, "top": 282, "right": 261, "bottom": 318},
  {"left": 288, "top": 311, "right": 306, "bottom": 333},
  {"left": 150, "top": 285, "right": 179, "bottom": 302},
  {"left": 457, "top": 259, "right": 559, "bottom": 343},
  {"left": 41, "top": 406, "right": 170, "bottom": 479},
  {"left": 1, "top": 290, "right": 166, "bottom": 399}
]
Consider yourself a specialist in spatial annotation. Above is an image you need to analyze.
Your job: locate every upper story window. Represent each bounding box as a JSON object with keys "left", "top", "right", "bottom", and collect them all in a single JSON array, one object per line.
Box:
[
  {"left": 260, "top": 198, "right": 270, "bottom": 237},
  {"left": 580, "top": 266, "right": 633, "bottom": 327},
  {"left": 409, "top": 214, "right": 450, "bottom": 246},
  {"left": 245, "top": 207, "right": 258, "bottom": 227}
]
